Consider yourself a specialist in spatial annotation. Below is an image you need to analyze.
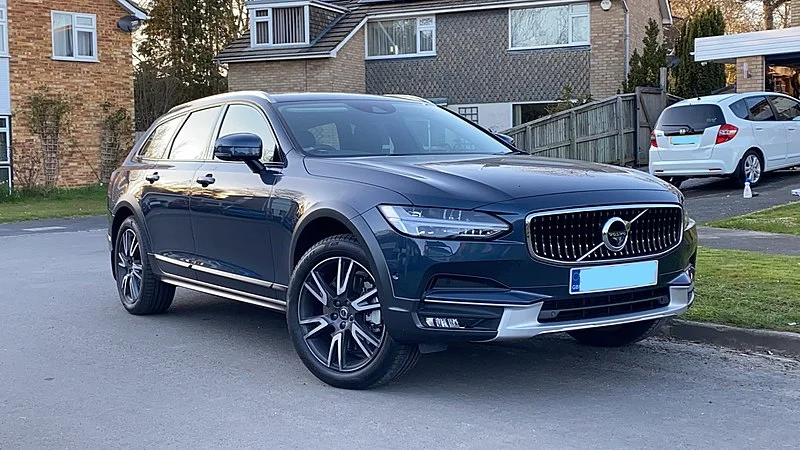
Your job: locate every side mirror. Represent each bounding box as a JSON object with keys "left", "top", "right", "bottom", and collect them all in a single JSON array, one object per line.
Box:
[
  {"left": 214, "top": 133, "right": 263, "bottom": 162},
  {"left": 495, "top": 133, "right": 515, "bottom": 146}
]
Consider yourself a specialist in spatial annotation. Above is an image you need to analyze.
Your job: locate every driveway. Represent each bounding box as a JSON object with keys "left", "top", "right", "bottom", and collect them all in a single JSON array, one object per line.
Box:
[
  {"left": 1, "top": 223, "right": 799, "bottom": 448},
  {"left": 681, "top": 168, "right": 800, "bottom": 222}
]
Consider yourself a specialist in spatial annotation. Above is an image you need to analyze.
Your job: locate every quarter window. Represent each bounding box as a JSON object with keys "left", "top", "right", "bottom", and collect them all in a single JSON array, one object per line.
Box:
[
  {"left": 510, "top": 3, "right": 589, "bottom": 49},
  {"left": 138, "top": 117, "right": 182, "bottom": 160},
  {"left": 217, "top": 105, "right": 279, "bottom": 163},
  {"left": 169, "top": 107, "right": 223, "bottom": 160},
  {"left": 744, "top": 96, "right": 776, "bottom": 121},
  {"left": 52, "top": 11, "right": 97, "bottom": 61},
  {"left": 769, "top": 96, "right": 800, "bottom": 121},
  {"left": 729, "top": 100, "right": 749, "bottom": 120},
  {"left": 366, "top": 16, "right": 436, "bottom": 58}
]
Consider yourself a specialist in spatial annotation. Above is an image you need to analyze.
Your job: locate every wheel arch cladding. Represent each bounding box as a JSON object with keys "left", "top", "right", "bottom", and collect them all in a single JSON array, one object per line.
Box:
[{"left": 292, "top": 214, "right": 356, "bottom": 268}]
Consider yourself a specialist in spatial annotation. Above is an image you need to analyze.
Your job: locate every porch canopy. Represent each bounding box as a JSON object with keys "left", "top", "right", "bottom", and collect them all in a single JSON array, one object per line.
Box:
[{"left": 694, "top": 27, "right": 800, "bottom": 63}]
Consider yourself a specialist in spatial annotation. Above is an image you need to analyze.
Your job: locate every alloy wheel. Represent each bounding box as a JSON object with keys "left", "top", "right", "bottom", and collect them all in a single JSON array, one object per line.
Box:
[
  {"left": 744, "top": 154, "right": 761, "bottom": 184},
  {"left": 117, "top": 228, "right": 143, "bottom": 305},
  {"left": 298, "top": 257, "right": 384, "bottom": 372}
]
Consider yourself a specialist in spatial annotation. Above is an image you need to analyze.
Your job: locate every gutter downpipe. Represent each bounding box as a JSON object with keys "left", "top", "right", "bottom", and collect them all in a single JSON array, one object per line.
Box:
[{"left": 622, "top": 0, "right": 630, "bottom": 78}]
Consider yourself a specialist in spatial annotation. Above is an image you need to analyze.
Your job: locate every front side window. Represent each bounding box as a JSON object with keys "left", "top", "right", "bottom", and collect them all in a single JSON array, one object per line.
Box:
[
  {"left": 52, "top": 11, "right": 97, "bottom": 61},
  {"left": 138, "top": 117, "right": 183, "bottom": 160},
  {"left": 276, "top": 100, "right": 512, "bottom": 157},
  {"left": 366, "top": 16, "right": 436, "bottom": 58},
  {"left": 769, "top": 96, "right": 800, "bottom": 121},
  {"left": 217, "top": 104, "right": 279, "bottom": 162},
  {"left": 251, "top": 6, "right": 308, "bottom": 46},
  {"left": 510, "top": 3, "right": 589, "bottom": 49},
  {"left": 169, "top": 107, "right": 222, "bottom": 160},
  {"left": 744, "top": 96, "right": 776, "bottom": 122}
]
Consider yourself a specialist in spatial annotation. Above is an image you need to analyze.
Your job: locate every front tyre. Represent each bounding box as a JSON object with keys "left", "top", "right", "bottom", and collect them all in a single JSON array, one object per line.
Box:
[
  {"left": 287, "top": 234, "right": 420, "bottom": 389},
  {"left": 567, "top": 319, "right": 664, "bottom": 347},
  {"left": 114, "top": 216, "right": 175, "bottom": 315}
]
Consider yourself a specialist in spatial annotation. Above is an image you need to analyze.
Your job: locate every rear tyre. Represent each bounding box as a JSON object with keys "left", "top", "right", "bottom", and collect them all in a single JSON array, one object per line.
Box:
[
  {"left": 287, "top": 234, "right": 420, "bottom": 389},
  {"left": 567, "top": 319, "right": 664, "bottom": 347},
  {"left": 114, "top": 216, "right": 175, "bottom": 315},
  {"left": 658, "top": 176, "right": 686, "bottom": 189},
  {"left": 736, "top": 150, "right": 763, "bottom": 187}
]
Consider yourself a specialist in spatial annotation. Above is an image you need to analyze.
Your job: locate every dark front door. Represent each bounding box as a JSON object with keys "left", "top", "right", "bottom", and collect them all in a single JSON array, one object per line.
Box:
[{"left": 190, "top": 103, "right": 282, "bottom": 301}]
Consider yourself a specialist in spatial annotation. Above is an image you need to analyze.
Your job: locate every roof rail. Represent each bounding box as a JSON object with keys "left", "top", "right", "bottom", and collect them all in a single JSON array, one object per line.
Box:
[
  {"left": 383, "top": 94, "right": 435, "bottom": 105},
  {"left": 167, "top": 91, "right": 275, "bottom": 114}
]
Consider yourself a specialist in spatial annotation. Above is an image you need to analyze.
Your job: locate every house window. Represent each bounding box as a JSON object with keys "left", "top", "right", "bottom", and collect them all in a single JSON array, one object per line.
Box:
[
  {"left": 251, "top": 5, "right": 309, "bottom": 46},
  {"left": 51, "top": 11, "right": 98, "bottom": 61},
  {"left": 510, "top": 3, "right": 589, "bottom": 49},
  {"left": 458, "top": 107, "right": 479, "bottom": 124},
  {"left": 0, "top": 5, "right": 8, "bottom": 56},
  {"left": 0, "top": 117, "right": 10, "bottom": 191},
  {"left": 366, "top": 16, "right": 436, "bottom": 59}
]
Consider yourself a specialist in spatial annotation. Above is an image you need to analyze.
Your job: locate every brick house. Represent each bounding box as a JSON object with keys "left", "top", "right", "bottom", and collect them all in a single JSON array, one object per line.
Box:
[
  {"left": 694, "top": 0, "right": 800, "bottom": 98},
  {"left": 217, "top": 0, "right": 672, "bottom": 131},
  {"left": 0, "top": 0, "right": 146, "bottom": 189}
]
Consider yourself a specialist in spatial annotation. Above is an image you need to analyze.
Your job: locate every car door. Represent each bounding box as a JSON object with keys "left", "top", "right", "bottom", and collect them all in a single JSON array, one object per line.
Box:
[
  {"left": 744, "top": 95, "right": 787, "bottom": 169},
  {"left": 190, "top": 103, "right": 282, "bottom": 300},
  {"left": 136, "top": 114, "right": 199, "bottom": 280},
  {"left": 767, "top": 95, "right": 800, "bottom": 166}
]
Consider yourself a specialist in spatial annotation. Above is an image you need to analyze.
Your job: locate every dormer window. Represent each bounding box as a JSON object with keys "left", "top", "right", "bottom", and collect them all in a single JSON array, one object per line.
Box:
[{"left": 250, "top": 4, "right": 310, "bottom": 47}]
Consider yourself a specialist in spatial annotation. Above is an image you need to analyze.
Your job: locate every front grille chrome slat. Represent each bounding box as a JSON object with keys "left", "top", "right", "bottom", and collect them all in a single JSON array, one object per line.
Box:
[{"left": 526, "top": 205, "right": 683, "bottom": 264}]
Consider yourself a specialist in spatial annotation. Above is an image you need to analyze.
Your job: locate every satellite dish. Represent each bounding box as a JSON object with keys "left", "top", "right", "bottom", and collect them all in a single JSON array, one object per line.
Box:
[{"left": 117, "top": 15, "right": 142, "bottom": 33}]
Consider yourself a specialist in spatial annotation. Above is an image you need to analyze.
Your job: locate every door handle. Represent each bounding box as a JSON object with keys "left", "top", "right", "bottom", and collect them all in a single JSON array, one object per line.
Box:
[
  {"left": 755, "top": 127, "right": 764, "bottom": 131},
  {"left": 145, "top": 172, "right": 160, "bottom": 183},
  {"left": 196, "top": 174, "right": 216, "bottom": 187}
]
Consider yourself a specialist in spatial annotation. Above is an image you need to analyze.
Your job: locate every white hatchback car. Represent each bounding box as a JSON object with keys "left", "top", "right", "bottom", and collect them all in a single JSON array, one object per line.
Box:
[{"left": 649, "top": 92, "right": 800, "bottom": 187}]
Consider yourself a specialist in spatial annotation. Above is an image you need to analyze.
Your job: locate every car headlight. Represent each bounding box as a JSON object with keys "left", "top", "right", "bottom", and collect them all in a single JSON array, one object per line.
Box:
[
  {"left": 683, "top": 208, "right": 695, "bottom": 231},
  {"left": 378, "top": 205, "right": 509, "bottom": 240}
]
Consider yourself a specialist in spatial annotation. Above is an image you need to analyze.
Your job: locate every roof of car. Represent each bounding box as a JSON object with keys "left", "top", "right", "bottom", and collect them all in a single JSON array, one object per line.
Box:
[{"left": 671, "top": 92, "right": 794, "bottom": 107}]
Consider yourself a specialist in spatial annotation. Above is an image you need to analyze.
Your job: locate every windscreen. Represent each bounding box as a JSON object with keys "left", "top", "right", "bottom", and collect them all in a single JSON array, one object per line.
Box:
[
  {"left": 276, "top": 100, "right": 512, "bottom": 157},
  {"left": 656, "top": 104, "right": 726, "bottom": 135}
]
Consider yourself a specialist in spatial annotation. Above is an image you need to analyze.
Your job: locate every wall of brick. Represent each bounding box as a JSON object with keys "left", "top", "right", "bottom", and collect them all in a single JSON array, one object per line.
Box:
[
  {"left": 365, "top": 9, "right": 590, "bottom": 104},
  {"left": 8, "top": 0, "right": 135, "bottom": 188},
  {"left": 589, "top": 0, "right": 664, "bottom": 99},
  {"left": 227, "top": 29, "right": 365, "bottom": 94},
  {"left": 736, "top": 56, "right": 765, "bottom": 92}
]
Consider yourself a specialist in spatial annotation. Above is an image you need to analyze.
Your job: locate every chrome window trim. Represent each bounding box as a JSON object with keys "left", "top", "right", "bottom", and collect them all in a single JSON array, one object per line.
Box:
[
  {"left": 524, "top": 203, "right": 684, "bottom": 266},
  {"left": 153, "top": 254, "right": 288, "bottom": 291}
]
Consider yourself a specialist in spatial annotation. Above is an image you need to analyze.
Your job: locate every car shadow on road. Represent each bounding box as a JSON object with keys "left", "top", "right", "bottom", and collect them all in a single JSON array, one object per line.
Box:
[{"left": 148, "top": 291, "right": 793, "bottom": 403}]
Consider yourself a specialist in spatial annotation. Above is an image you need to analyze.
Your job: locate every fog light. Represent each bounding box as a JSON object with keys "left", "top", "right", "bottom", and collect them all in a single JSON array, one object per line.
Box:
[
  {"left": 687, "top": 264, "right": 696, "bottom": 283},
  {"left": 424, "top": 317, "right": 462, "bottom": 329}
]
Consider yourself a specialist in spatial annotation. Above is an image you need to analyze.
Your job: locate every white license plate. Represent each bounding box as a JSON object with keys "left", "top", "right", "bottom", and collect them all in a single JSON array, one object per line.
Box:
[{"left": 570, "top": 260, "right": 658, "bottom": 295}]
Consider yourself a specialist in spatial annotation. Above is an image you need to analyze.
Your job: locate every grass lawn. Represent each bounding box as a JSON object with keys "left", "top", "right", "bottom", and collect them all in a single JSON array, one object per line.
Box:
[
  {"left": 0, "top": 185, "right": 107, "bottom": 223},
  {"left": 689, "top": 247, "right": 800, "bottom": 333},
  {"left": 707, "top": 201, "right": 800, "bottom": 235}
]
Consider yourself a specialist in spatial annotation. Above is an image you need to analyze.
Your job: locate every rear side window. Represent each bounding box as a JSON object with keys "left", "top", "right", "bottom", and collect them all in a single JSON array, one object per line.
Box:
[
  {"left": 729, "top": 100, "right": 749, "bottom": 120},
  {"left": 769, "top": 96, "right": 800, "bottom": 121},
  {"left": 169, "top": 106, "right": 223, "bottom": 160},
  {"left": 744, "top": 96, "right": 775, "bottom": 121},
  {"left": 138, "top": 117, "right": 182, "bottom": 160},
  {"left": 656, "top": 105, "right": 725, "bottom": 134}
]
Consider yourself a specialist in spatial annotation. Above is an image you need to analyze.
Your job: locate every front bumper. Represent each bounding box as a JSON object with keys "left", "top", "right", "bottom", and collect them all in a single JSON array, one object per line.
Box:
[{"left": 356, "top": 202, "right": 698, "bottom": 344}]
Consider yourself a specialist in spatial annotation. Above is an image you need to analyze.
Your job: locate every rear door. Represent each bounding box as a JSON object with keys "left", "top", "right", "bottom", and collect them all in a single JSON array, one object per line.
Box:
[
  {"left": 767, "top": 95, "right": 800, "bottom": 166},
  {"left": 743, "top": 95, "right": 787, "bottom": 169},
  {"left": 654, "top": 104, "right": 724, "bottom": 161}
]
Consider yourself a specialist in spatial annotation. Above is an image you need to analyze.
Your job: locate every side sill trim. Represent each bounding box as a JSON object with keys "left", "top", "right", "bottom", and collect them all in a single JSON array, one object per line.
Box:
[
  {"left": 161, "top": 273, "right": 287, "bottom": 312},
  {"left": 153, "top": 253, "right": 288, "bottom": 292}
]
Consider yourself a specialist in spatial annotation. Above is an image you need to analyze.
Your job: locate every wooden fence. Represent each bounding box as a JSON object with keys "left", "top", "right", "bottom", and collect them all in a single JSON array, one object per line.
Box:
[{"left": 503, "top": 88, "right": 681, "bottom": 167}]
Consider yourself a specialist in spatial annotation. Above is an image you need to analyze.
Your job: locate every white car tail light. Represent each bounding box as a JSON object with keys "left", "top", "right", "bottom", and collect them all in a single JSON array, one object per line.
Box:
[
  {"left": 715, "top": 123, "right": 738, "bottom": 144},
  {"left": 650, "top": 130, "right": 658, "bottom": 148}
]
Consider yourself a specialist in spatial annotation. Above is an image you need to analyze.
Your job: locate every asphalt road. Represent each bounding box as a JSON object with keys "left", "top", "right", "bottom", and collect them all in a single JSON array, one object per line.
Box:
[{"left": 2, "top": 225, "right": 800, "bottom": 448}]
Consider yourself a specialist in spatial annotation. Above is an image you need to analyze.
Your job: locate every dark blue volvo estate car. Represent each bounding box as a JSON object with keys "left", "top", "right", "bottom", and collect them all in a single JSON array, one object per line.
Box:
[{"left": 108, "top": 92, "right": 697, "bottom": 389}]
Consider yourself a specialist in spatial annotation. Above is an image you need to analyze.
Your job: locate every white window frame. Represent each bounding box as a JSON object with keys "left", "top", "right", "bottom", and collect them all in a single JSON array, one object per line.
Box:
[
  {"left": 0, "top": 2, "right": 8, "bottom": 57},
  {"left": 457, "top": 106, "right": 480, "bottom": 124},
  {"left": 365, "top": 16, "right": 436, "bottom": 60},
  {"left": 508, "top": 3, "right": 590, "bottom": 51},
  {"left": 0, "top": 116, "right": 11, "bottom": 191},
  {"left": 249, "top": 3, "right": 311, "bottom": 48},
  {"left": 51, "top": 11, "right": 99, "bottom": 62}
]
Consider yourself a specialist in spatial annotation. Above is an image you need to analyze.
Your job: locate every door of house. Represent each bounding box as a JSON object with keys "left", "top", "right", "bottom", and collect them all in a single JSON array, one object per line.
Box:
[{"left": 0, "top": 117, "right": 10, "bottom": 192}]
